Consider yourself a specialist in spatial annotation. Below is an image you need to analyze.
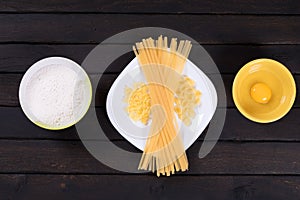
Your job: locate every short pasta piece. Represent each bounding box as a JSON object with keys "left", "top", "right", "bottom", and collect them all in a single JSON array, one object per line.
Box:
[
  {"left": 124, "top": 83, "right": 151, "bottom": 125},
  {"left": 124, "top": 75, "right": 201, "bottom": 127},
  {"left": 174, "top": 75, "right": 202, "bottom": 126}
]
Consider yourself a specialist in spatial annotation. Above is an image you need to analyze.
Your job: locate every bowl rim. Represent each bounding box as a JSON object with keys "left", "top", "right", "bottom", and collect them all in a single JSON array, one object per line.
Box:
[
  {"left": 19, "top": 56, "right": 92, "bottom": 130},
  {"left": 232, "top": 58, "right": 296, "bottom": 123}
]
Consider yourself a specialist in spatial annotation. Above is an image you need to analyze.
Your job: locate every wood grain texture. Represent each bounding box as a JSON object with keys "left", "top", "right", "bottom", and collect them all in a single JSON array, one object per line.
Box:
[
  {"left": 0, "top": 14, "right": 299, "bottom": 44},
  {"left": 0, "top": 0, "right": 299, "bottom": 14},
  {"left": 0, "top": 0, "right": 299, "bottom": 198},
  {"left": 0, "top": 44, "right": 299, "bottom": 74},
  {"left": 0, "top": 107, "right": 300, "bottom": 141},
  {"left": 1, "top": 140, "right": 300, "bottom": 174},
  {"left": 0, "top": 74, "right": 21, "bottom": 106},
  {"left": 1, "top": 175, "right": 300, "bottom": 200}
]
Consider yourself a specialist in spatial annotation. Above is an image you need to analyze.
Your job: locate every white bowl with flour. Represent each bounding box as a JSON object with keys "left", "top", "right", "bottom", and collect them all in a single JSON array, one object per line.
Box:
[{"left": 19, "top": 57, "right": 92, "bottom": 130}]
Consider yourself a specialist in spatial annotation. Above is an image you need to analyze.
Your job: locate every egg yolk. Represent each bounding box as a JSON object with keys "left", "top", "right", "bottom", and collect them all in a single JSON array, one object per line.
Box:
[{"left": 250, "top": 83, "right": 272, "bottom": 104}]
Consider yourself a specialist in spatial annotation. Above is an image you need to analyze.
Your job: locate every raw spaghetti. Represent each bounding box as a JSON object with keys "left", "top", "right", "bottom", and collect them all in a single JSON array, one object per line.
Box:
[{"left": 133, "top": 36, "right": 193, "bottom": 176}]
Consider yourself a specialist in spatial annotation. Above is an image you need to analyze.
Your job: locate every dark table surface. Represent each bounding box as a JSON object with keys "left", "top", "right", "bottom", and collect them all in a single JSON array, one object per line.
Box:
[{"left": 1, "top": 0, "right": 300, "bottom": 199}]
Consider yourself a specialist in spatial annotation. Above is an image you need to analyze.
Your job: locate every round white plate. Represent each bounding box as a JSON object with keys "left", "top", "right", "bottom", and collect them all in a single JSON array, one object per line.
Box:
[
  {"left": 106, "top": 58, "right": 217, "bottom": 151},
  {"left": 19, "top": 57, "right": 92, "bottom": 130}
]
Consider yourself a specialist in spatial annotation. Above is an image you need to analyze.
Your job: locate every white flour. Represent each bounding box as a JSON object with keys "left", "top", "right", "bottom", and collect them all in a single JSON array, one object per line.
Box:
[{"left": 26, "top": 65, "right": 85, "bottom": 127}]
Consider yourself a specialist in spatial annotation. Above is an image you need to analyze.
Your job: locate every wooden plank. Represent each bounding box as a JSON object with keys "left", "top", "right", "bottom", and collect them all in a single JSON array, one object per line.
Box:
[
  {"left": 204, "top": 45, "right": 300, "bottom": 74},
  {"left": 1, "top": 140, "right": 300, "bottom": 174},
  {"left": 1, "top": 73, "right": 299, "bottom": 108},
  {"left": 0, "top": 106, "right": 79, "bottom": 140},
  {"left": 0, "top": 14, "right": 299, "bottom": 44},
  {"left": 1, "top": 175, "right": 300, "bottom": 200},
  {"left": 0, "top": 44, "right": 299, "bottom": 74},
  {"left": 0, "top": 44, "right": 95, "bottom": 73},
  {"left": 0, "top": 0, "right": 299, "bottom": 14},
  {"left": 0, "top": 106, "right": 119, "bottom": 141},
  {"left": 221, "top": 108, "right": 300, "bottom": 141},
  {"left": 0, "top": 74, "right": 21, "bottom": 106},
  {"left": 1, "top": 106, "right": 300, "bottom": 141}
]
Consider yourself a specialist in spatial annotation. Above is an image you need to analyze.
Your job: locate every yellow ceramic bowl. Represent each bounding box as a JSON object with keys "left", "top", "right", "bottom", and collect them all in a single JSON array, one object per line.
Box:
[{"left": 232, "top": 58, "right": 296, "bottom": 123}]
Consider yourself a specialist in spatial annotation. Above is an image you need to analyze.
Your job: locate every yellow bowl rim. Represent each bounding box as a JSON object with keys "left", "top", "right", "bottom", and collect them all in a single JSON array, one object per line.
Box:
[{"left": 232, "top": 58, "right": 296, "bottom": 123}]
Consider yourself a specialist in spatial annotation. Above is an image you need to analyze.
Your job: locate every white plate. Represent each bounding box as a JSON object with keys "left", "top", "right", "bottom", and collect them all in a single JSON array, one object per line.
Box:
[{"left": 106, "top": 58, "right": 217, "bottom": 151}]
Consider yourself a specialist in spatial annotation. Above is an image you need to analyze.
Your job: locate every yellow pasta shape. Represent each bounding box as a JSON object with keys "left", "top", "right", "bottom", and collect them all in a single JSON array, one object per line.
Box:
[
  {"left": 124, "top": 83, "right": 151, "bottom": 125},
  {"left": 174, "top": 75, "right": 202, "bottom": 126},
  {"left": 123, "top": 36, "right": 199, "bottom": 176},
  {"left": 124, "top": 74, "right": 201, "bottom": 127}
]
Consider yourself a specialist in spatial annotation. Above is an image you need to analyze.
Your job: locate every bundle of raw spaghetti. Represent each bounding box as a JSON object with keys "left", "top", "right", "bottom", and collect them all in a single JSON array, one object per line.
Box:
[{"left": 133, "top": 35, "right": 192, "bottom": 176}]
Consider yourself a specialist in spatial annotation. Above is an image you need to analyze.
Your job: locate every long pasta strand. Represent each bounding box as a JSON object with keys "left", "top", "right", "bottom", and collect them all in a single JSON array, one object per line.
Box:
[{"left": 133, "top": 36, "right": 192, "bottom": 176}]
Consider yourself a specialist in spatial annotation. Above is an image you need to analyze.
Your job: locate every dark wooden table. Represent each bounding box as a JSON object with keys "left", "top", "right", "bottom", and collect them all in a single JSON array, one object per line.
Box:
[{"left": 1, "top": 0, "right": 300, "bottom": 199}]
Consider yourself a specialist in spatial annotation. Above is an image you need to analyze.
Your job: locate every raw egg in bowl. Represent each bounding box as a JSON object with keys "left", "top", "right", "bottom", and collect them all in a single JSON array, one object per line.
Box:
[{"left": 232, "top": 58, "right": 296, "bottom": 123}]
